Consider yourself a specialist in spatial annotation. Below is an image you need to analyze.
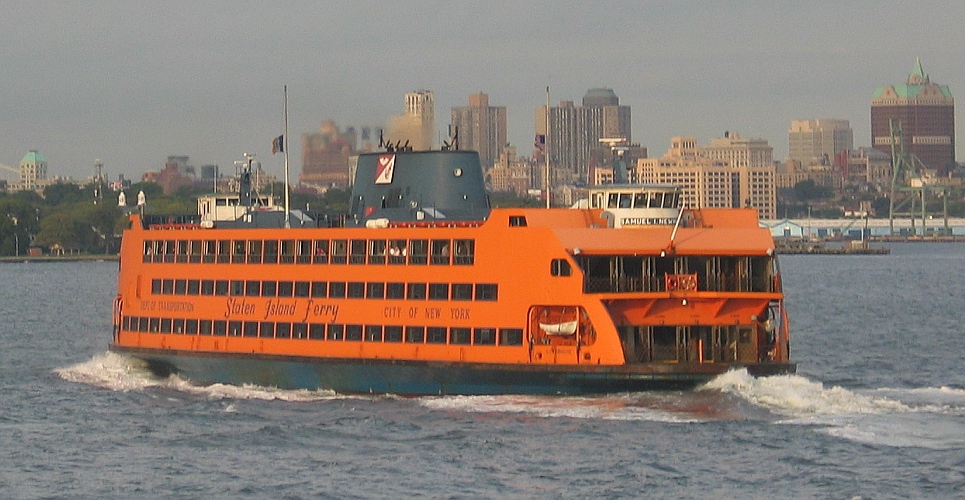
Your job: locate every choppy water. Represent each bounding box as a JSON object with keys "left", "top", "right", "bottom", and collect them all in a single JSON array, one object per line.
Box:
[{"left": 3, "top": 244, "right": 965, "bottom": 499}]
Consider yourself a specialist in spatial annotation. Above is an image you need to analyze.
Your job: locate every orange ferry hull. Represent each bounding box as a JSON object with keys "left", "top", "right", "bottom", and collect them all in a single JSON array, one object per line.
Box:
[{"left": 111, "top": 345, "right": 793, "bottom": 395}]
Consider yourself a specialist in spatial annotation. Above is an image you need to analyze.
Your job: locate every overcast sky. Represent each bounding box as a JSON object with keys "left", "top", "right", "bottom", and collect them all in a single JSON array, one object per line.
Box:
[{"left": 2, "top": 1, "right": 964, "bottom": 182}]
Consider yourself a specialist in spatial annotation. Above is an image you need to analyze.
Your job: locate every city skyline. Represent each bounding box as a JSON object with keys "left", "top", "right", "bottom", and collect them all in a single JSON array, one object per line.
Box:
[{"left": 2, "top": 1, "right": 964, "bottom": 182}]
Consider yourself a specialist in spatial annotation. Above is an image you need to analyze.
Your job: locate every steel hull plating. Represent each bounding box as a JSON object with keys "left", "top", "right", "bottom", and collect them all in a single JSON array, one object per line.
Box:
[{"left": 111, "top": 345, "right": 795, "bottom": 395}]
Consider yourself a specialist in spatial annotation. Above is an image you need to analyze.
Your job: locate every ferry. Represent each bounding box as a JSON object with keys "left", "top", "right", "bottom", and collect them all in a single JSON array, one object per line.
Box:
[{"left": 109, "top": 148, "right": 795, "bottom": 395}]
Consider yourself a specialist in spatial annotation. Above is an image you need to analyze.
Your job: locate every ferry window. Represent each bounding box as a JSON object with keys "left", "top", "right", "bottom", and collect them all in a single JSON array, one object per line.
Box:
[
  {"left": 262, "top": 280, "right": 278, "bottom": 297},
  {"left": 143, "top": 241, "right": 152, "bottom": 263},
  {"left": 407, "top": 282, "right": 427, "bottom": 300},
  {"left": 278, "top": 281, "right": 294, "bottom": 297},
  {"left": 296, "top": 240, "right": 312, "bottom": 264},
  {"left": 188, "top": 240, "right": 201, "bottom": 263},
  {"left": 173, "top": 318, "right": 184, "bottom": 334},
  {"left": 369, "top": 240, "right": 386, "bottom": 265},
  {"left": 453, "top": 239, "right": 474, "bottom": 265},
  {"left": 474, "top": 328, "right": 496, "bottom": 345},
  {"left": 214, "top": 320, "right": 227, "bottom": 336},
  {"left": 229, "top": 321, "right": 242, "bottom": 337},
  {"left": 388, "top": 240, "right": 407, "bottom": 264},
  {"left": 328, "top": 324, "right": 344, "bottom": 341},
  {"left": 329, "top": 282, "right": 346, "bottom": 298},
  {"left": 151, "top": 279, "right": 161, "bottom": 295},
  {"left": 311, "top": 282, "right": 327, "bottom": 298},
  {"left": 451, "top": 284, "right": 472, "bottom": 301},
  {"left": 264, "top": 240, "right": 279, "bottom": 264},
  {"left": 232, "top": 240, "right": 246, "bottom": 264},
  {"left": 200, "top": 320, "right": 212, "bottom": 336},
  {"left": 162, "top": 279, "right": 174, "bottom": 295},
  {"left": 281, "top": 240, "right": 296, "bottom": 264},
  {"left": 619, "top": 193, "right": 632, "bottom": 208},
  {"left": 163, "top": 240, "right": 175, "bottom": 263},
  {"left": 427, "top": 327, "right": 447, "bottom": 344},
  {"left": 247, "top": 240, "right": 263, "bottom": 264},
  {"left": 186, "top": 319, "right": 198, "bottom": 335},
  {"left": 187, "top": 280, "right": 200, "bottom": 295},
  {"left": 160, "top": 318, "right": 172, "bottom": 333},
  {"left": 331, "top": 240, "right": 348, "bottom": 264},
  {"left": 386, "top": 282, "right": 405, "bottom": 299},
  {"left": 152, "top": 240, "right": 165, "bottom": 263},
  {"left": 347, "top": 282, "right": 365, "bottom": 298},
  {"left": 551, "top": 259, "right": 572, "bottom": 277},
  {"left": 345, "top": 324, "right": 362, "bottom": 341},
  {"left": 365, "top": 325, "right": 383, "bottom": 342},
  {"left": 309, "top": 324, "right": 325, "bottom": 340},
  {"left": 294, "top": 281, "right": 310, "bottom": 298},
  {"left": 122, "top": 316, "right": 131, "bottom": 331},
  {"left": 499, "top": 328, "right": 523, "bottom": 346},
  {"left": 451, "top": 327, "right": 471, "bottom": 345},
  {"left": 651, "top": 192, "right": 664, "bottom": 208},
  {"left": 509, "top": 216, "right": 527, "bottom": 227},
  {"left": 313, "top": 240, "right": 329, "bottom": 264},
  {"left": 633, "top": 192, "right": 649, "bottom": 208},
  {"left": 428, "top": 283, "right": 449, "bottom": 300},
  {"left": 663, "top": 193, "right": 676, "bottom": 208},
  {"left": 259, "top": 322, "right": 274, "bottom": 338},
  {"left": 245, "top": 280, "right": 260, "bottom": 297},
  {"left": 202, "top": 240, "right": 216, "bottom": 263},
  {"left": 349, "top": 239, "right": 366, "bottom": 264},
  {"left": 607, "top": 193, "right": 619, "bottom": 209},
  {"left": 215, "top": 280, "right": 229, "bottom": 296},
  {"left": 230, "top": 280, "right": 244, "bottom": 296},
  {"left": 217, "top": 240, "right": 230, "bottom": 263},
  {"left": 276, "top": 322, "right": 292, "bottom": 339},
  {"left": 430, "top": 239, "right": 451, "bottom": 265},
  {"left": 149, "top": 317, "right": 159, "bottom": 333},
  {"left": 174, "top": 279, "right": 187, "bottom": 295},
  {"left": 405, "top": 326, "right": 425, "bottom": 343},
  {"left": 475, "top": 284, "right": 498, "bottom": 301},
  {"left": 408, "top": 239, "right": 428, "bottom": 265},
  {"left": 293, "top": 323, "right": 308, "bottom": 339},
  {"left": 243, "top": 321, "right": 258, "bottom": 337},
  {"left": 366, "top": 282, "right": 385, "bottom": 299},
  {"left": 385, "top": 326, "right": 403, "bottom": 343},
  {"left": 201, "top": 280, "right": 214, "bottom": 295}
]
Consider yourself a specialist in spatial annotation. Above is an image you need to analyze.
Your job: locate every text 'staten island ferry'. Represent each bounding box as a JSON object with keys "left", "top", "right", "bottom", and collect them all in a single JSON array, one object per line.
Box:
[{"left": 110, "top": 148, "right": 795, "bottom": 395}]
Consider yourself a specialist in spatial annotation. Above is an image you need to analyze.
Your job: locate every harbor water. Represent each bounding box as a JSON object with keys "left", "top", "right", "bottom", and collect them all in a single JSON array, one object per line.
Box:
[{"left": 2, "top": 243, "right": 964, "bottom": 499}]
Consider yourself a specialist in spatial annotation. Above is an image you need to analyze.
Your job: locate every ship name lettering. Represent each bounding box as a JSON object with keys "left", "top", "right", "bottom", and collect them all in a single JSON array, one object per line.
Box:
[
  {"left": 264, "top": 299, "right": 297, "bottom": 318},
  {"left": 621, "top": 217, "right": 676, "bottom": 225},
  {"left": 158, "top": 300, "right": 194, "bottom": 312},
  {"left": 383, "top": 306, "right": 402, "bottom": 318},
  {"left": 140, "top": 300, "right": 155, "bottom": 311},
  {"left": 225, "top": 297, "right": 255, "bottom": 318},
  {"left": 305, "top": 301, "right": 339, "bottom": 322},
  {"left": 450, "top": 308, "right": 470, "bottom": 320},
  {"left": 425, "top": 307, "right": 441, "bottom": 319}
]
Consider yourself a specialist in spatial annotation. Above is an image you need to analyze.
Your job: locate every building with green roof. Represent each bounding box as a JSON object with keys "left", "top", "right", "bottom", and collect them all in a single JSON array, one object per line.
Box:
[
  {"left": 871, "top": 58, "right": 955, "bottom": 174},
  {"left": 18, "top": 149, "right": 48, "bottom": 191}
]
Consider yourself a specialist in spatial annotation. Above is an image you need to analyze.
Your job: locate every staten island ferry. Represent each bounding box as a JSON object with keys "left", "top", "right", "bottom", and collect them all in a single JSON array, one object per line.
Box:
[{"left": 110, "top": 148, "right": 795, "bottom": 395}]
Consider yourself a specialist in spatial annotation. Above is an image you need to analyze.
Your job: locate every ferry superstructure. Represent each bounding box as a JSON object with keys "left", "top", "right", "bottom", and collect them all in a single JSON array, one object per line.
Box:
[{"left": 110, "top": 149, "right": 794, "bottom": 395}]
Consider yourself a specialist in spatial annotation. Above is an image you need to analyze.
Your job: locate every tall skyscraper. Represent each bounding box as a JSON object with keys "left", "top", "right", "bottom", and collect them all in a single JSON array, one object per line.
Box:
[
  {"left": 300, "top": 120, "right": 356, "bottom": 189},
  {"left": 405, "top": 89, "right": 434, "bottom": 150},
  {"left": 450, "top": 93, "right": 507, "bottom": 170},
  {"left": 788, "top": 119, "right": 853, "bottom": 164},
  {"left": 871, "top": 58, "right": 955, "bottom": 174},
  {"left": 535, "top": 88, "right": 631, "bottom": 180}
]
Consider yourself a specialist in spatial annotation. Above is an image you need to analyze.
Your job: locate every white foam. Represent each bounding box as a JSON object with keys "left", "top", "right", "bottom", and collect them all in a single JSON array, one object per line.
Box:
[{"left": 420, "top": 394, "right": 704, "bottom": 423}]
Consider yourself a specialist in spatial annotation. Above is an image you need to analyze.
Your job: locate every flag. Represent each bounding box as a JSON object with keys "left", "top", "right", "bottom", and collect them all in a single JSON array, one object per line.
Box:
[
  {"left": 271, "top": 135, "right": 284, "bottom": 154},
  {"left": 534, "top": 134, "right": 545, "bottom": 151}
]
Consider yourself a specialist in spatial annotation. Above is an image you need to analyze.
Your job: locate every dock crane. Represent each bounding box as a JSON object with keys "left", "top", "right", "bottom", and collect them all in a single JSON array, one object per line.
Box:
[{"left": 887, "top": 119, "right": 950, "bottom": 236}]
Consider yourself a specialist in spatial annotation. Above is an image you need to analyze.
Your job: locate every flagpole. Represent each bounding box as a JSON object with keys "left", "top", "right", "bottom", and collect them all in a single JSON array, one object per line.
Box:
[
  {"left": 544, "top": 86, "right": 550, "bottom": 209},
  {"left": 283, "top": 85, "right": 291, "bottom": 228}
]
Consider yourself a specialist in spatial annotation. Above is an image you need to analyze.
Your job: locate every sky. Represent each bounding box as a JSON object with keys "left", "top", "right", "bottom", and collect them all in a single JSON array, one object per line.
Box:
[{"left": 2, "top": 1, "right": 965, "bottom": 183}]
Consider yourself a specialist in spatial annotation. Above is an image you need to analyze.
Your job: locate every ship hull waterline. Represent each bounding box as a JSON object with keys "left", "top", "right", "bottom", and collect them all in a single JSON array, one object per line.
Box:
[{"left": 110, "top": 345, "right": 796, "bottom": 396}]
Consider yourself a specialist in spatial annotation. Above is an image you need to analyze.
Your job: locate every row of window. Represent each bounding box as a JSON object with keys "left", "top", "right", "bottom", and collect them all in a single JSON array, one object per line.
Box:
[
  {"left": 151, "top": 278, "right": 499, "bottom": 301},
  {"left": 143, "top": 238, "right": 475, "bottom": 266},
  {"left": 122, "top": 315, "right": 525, "bottom": 346}
]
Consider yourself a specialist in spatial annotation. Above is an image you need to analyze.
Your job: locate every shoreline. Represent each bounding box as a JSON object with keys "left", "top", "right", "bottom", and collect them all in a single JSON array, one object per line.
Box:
[{"left": 0, "top": 254, "right": 119, "bottom": 263}]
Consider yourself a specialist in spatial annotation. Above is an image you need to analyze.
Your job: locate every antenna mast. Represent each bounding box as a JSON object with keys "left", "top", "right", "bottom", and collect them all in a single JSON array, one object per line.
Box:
[{"left": 283, "top": 85, "right": 291, "bottom": 228}]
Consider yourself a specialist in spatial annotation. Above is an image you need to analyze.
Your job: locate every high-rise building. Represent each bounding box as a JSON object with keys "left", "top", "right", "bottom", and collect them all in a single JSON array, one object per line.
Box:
[
  {"left": 635, "top": 135, "right": 777, "bottom": 219},
  {"left": 300, "top": 120, "right": 356, "bottom": 189},
  {"left": 535, "top": 88, "right": 631, "bottom": 180},
  {"left": 405, "top": 90, "right": 434, "bottom": 150},
  {"left": 18, "top": 150, "right": 47, "bottom": 191},
  {"left": 450, "top": 93, "right": 507, "bottom": 170},
  {"left": 788, "top": 119, "right": 853, "bottom": 164},
  {"left": 871, "top": 58, "right": 955, "bottom": 174}
]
